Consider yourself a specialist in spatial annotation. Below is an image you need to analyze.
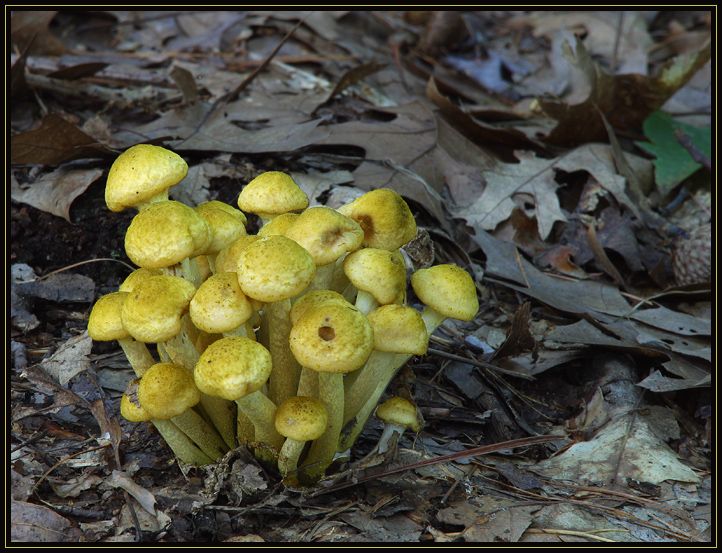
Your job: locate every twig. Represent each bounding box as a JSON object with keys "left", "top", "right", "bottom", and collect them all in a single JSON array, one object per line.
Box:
[
  {"left": 31, "top": 443, "right": 111, "bottom": 493},
  {"left": 15, "top": 257, "right": 136, "bottom": 283},
  {"left": 427, "top": 347, "right": 536, "bottom": 381},
  {"left": 177, "top": 16, "right": 307, "bottom": 147},
  {"left": 674, "top": 128, "right": 712, "bottom": 170},
  {"left": 308, "top": 434, "right": 562, "bottom": 496},
  {"left": 525, "top": 528, "right": 618, "bottom": 542}
]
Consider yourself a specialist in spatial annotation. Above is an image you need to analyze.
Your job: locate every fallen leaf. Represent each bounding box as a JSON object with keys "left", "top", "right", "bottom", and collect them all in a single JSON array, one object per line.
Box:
[
  {"left": 11, "top": 500, "right": 81, "bottom": 542},
  {"left": 40, "top": 332, "right": 92, "bottom": 386},
  {"left": 107, "top": 470, "right": 157, "bottom": 516},
  {"left": 534, "top": 407, "right": 700, "bottom": 485},
  {"left": 539, "top": 38, "right": 710, "bottom": 146},
  {"left": 456, "top": 151, "right": 568, "bottom": 240},
  {"left": 50, "top": 473, "right": 103, "bottom": 498},
  {"left": 518, "top": 11, "right": 653, "bottom": 74},
  {"left": 462, "top": 506, "right": 536, "bottom": 542},
  {"left": 10, "top": 10, "right": 65, "bottom": 55},
  {"left": 11, "top": 167, "right": 103, "bottom": 222},
  {"left": 636, "top": 111, "right": 711, "bottom": 196},
  {"left": 11, "top": 114, "right": 114, "bottom": 165}
]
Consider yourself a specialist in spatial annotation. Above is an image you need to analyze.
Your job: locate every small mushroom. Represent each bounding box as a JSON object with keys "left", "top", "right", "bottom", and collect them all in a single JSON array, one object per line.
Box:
[
  {"left": 275, "top": 396, "right": 328, "bottom": 477},
  {"left": 343, "top": 248, "right": 407, "bottom": 314},
  {"left": 138, "top": 362, "right": 228, "bottom": 461},
  {"left": 237, "top": 171, "right": 308, "bottom": 224},
  {"left": 375, "top": 396, "right": 421, "bottom": 454}
]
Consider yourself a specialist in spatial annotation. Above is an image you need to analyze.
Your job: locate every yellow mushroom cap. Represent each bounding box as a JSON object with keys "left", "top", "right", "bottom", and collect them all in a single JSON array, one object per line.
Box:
[
  {"left": 284, "top": 206, "right": 364, "bottom": 266},
  {"left": 410, "top": 264, "right": 479, "bottom": 321},
  {"left": 343, "top": 248, "right": 407, "bottom": 305},
  {"left": 194, "top": 337, "right": 272, "bottom": 401},
  {"left": 125, "top": 201, "right": 211, "bottom": 269},
  {"left": 258, "top": 212, "right": 299, "bottom": 237},
  {"left": 236, "top": 235, "right": 316, "bottom": 302},
  {"left": 121, "top": 275, "right": 196, "bottom": 343},
  {"left": 289, "top": 302, "right": 374, "bottom": 374},
  {"left": 195, "top": 200, "right": 247, "bottom": 255},
  {"left": 88, "top": 292, "right": 130, "bottom": 341},
  {"left": 289, "top": 290, "right": 349, "bottom": 326},
  {"left": 119, "top": 268, "right": 163, "bottom": 293},
  {"left": 190, "top": 272, "right": 253, "bottom": 333},
  {"left": 215, "top": 235, "right": 260, "bottom": 274},
  {"left": 237, "top": 171, "right": 308, "bottom": 218},
  {"left": 337, "top": 188, "right": 416, "bottom": 250},
  {"left": 367, "top": 305, "right": 428, "bottom": 355},
  {"left": 138, "top": 363, "right": 200, "bottom": 419},
  {"left": 375, "top": 396, "right": 420, "bottom": 432},
  {"left": 105, "top": 144, "right": 188, "bottom": 212},
  {"left": 275, "top": 396, "right": 329, "bottom": 441},
  {"left": 120, "top": 379, "right": 151, "bottom": 422}
]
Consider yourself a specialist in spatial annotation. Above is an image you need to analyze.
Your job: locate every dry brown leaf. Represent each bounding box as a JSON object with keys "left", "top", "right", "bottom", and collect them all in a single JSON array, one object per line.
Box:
[
  {"left": 11, "top": 114, "right": 113, "bottom": 165},
  {"left": 11, "top": 167, "right": 103, "bottom": 222},
  {"left": 107, "top": 470, "right": 157, "bottom": 516},
  {"left": 455, "top": 151, "right": 568, "bottom": 240},
  {"left": 39, "top": 332, "right": 92, "bottom": 387},
  {"left": 11, "top": 500, "right": 81, "bottom": 542}
]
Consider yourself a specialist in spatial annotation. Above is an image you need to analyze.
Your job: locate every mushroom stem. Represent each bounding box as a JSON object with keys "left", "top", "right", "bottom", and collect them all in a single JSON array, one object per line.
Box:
[
  {"left": 180, "top": 257, "right": 203, "bottom": 288},
  {"left": 236, "top": 391, "right": 285, "bottom": 461},
  {"left": 354, "top": 290, "right": 378, "bottom": 315},
  {"left": 170, "top": 410, "right": 229, "bottom": 460},
  {"left": 117, "top": 338, "right": 156, "bottom": 376},
  {"left": 151, "top": 419, "right": 214, "bottom": 465},
  {"left": 420, "top": 307, "right": 446, "bottom": 335},
  {"left": 377, "top": 423, "right": 405, "bottom": 454},
  {"left": 278, "top": 438, "right": 306, "bottom": 477},
  {"left": 299, "top": 373, "right": 344, "bottom": 483},
  {"left": 306, "top": 263, "right": 336, "bottom": 291},
  {"left": 266, "top": 299, "right": 301, "bottom": 406},
  {"left": 296, "top": 367, "right": 318, "bottom": 397},
  {"left": 342, "top": 351, "right": 397, "bottom": 426}
]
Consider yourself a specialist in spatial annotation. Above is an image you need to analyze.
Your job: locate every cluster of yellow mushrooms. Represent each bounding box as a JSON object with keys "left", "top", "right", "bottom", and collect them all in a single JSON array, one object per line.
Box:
[{"left": 87, "top": 144, "right": 479, "bottom": 484}]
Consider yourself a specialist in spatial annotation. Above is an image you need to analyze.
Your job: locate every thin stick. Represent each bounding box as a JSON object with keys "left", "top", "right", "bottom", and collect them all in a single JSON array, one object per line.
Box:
[
  {"left": 525, "top": 528, "right": 617, "bottom": 542},
  {"left": 426, "top": 347, "right": 536, "bottom": 381},
  {"left": 15, "top": 258, "right": 136, "bottom": 283}
]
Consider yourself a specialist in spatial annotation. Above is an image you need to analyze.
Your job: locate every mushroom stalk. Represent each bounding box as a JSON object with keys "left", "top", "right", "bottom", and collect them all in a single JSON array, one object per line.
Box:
[
  {"left": 377, "top": 423, "right": 406, "bottom": 454},
  {"left": 236, "top": 391, "right": 284, "bottom": 461},
  {"left": 278, "top": 438, "right": 308, "bottom": 477},
  {"left": 354, "top": 290, "right": 378, "bottom": 315},
  {"left": 170, "top": 409, "right": 229, "bottom": 460},
  {"left": 296, "top": 367, "right": 318, "bottom": 397},
  {"left": 266, "top": 299, "right": 301, "bottom": 406},
  {"left": 118, "top": 338, "right": 156, "bottom": 376},
  {"left": 298, "top": 373, "right": 344, "bottom": 483},
  {"left": 151, "top": 420, "right": 214, "bottom": 465}
]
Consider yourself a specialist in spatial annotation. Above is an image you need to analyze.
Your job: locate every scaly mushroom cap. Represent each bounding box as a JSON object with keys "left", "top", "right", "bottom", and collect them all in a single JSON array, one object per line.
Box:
[
  {"left": 375, "top": 396, "right": 420, "bottom": 432},
  {"left": 118, "top": 268, "right": 163, "bottom": 293},
  {"left": 125, "top": 200, "right": 211, "bottom": 269},
  {"left": 258, "top": 213, "right": 299, "bottom": 237},
  {"left": 337, "top": 188, "right": 416, "bottom": 250},
  {"left": 190, "top": 272, "right": 253, "bottom": 334},
  {"left": 215, "top": 235, "right": 260, "bottom": 274},
  {"left": 105, "top": 144, "right": 188, "bottom": 212},
  {"left": 138, "top": 362, "right": 200, "bottom": 419},
  {"left": 410, "top": 264, "right": 479, "bottom": 321},
  {"left": 236, "top": 235, "right": 316, "bottom": 302},
  {"left": 237, "top": 171, "right": 308, "bottom": 218},
  {"left": 284, "top": 206, "right": 364, "bottom": 266},
  {"left": 121, "top": 275, "right": 196, "bottom": 343},
  {"left": 367, "top": 305, "right": 428, "bottom": 355},
  {"left": 289, "top": 302, "right": 374, "bottom": 374},
  {"left": 343, "top": 248, "right": 407, "bottom": 305},
  {"left": 194, "top": 337, "right": 272, "bottom": 401},
  {"left": 275, "top": 396, "right": 329, "bottom": 441},
  {"left": 195, "top": 200, "right": 247, "bottom": 255},
  {"left": 88, "top": 292, "right": 130, "bottom": 341},
  {"left": 290, "top": 290, "right": 349, "bottom": 326},
  {"left": 120, "top": 379, "right": 151, "bottom": 422}
]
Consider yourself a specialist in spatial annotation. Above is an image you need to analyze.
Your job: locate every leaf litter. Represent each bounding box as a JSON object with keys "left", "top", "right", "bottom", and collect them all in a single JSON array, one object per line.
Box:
[{"left": 9, "top": 9, "right": 712, "bottom": 543}]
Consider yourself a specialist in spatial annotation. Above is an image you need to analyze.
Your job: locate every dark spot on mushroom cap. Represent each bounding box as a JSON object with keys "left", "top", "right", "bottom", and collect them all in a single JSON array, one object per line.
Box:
[{"left": 318, "top": 326, "right": 335, "bottom": 341}]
